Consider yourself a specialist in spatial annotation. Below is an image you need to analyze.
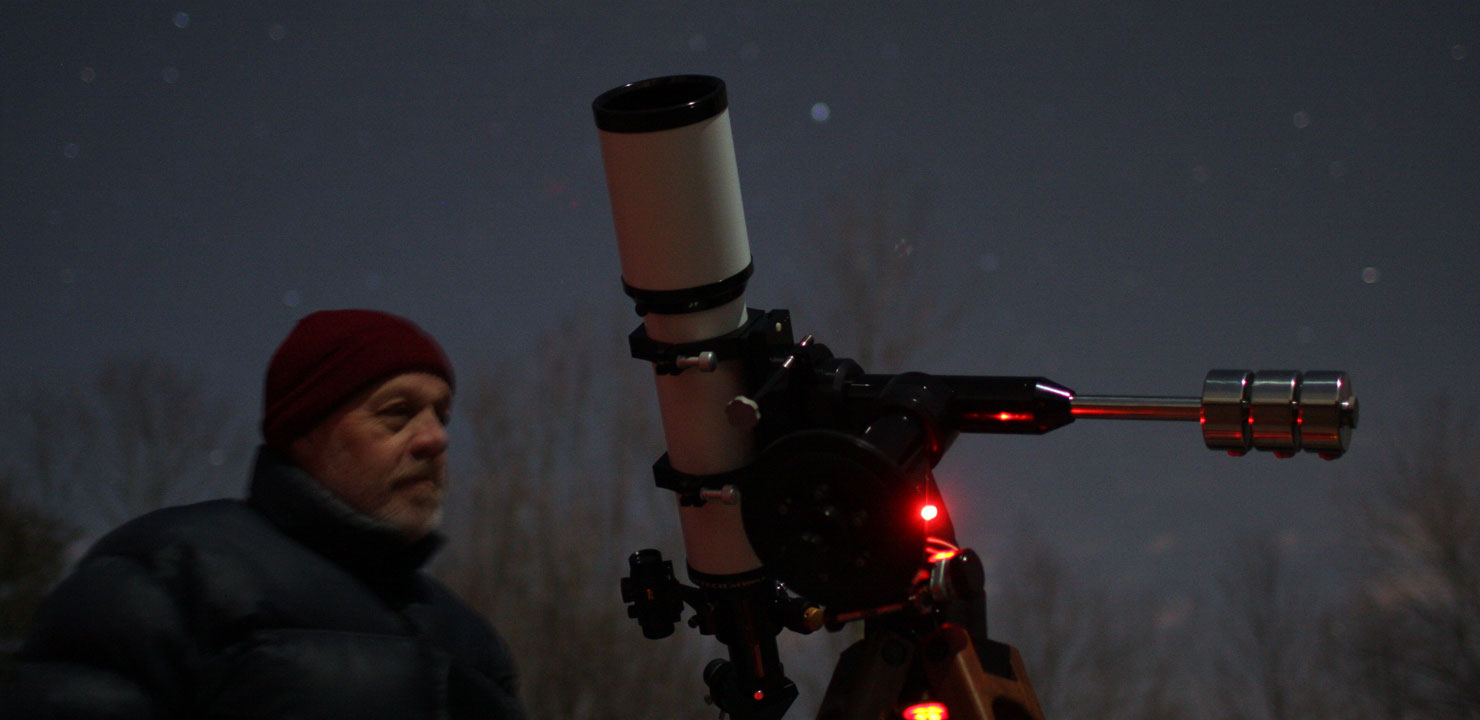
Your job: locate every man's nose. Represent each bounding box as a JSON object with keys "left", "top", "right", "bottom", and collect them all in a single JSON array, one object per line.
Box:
[{"left": 409, "top": 411, "right": 449, "bottom": 458}]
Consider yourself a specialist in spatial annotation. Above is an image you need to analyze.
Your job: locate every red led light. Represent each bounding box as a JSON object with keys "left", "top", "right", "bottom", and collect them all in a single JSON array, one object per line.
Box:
[
  {"left": 920, "top": 503, "right": 939, "bottom": 521},
  {"left": 903, "top": 701, "right": 949, "bottom": 720},
  {"left": 753, "top": 690, "right": 764, "bottom": 701}
]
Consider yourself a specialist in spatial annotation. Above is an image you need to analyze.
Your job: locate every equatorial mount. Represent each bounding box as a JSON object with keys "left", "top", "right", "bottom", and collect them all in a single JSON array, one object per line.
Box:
[
  {"left": 592, "top": 73, "right": 1362, "bottom": 720},
  {"left": 650, "top": 310, "right": 1361, "bottom": 614}
]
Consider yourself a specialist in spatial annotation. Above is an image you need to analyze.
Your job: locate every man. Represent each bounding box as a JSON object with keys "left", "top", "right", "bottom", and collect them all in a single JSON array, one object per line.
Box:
[{"left": 2, "top": 309, "right": 524, "bottom": 719}]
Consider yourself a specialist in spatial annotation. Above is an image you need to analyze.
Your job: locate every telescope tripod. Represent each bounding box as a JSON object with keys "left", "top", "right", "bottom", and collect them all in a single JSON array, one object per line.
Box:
[
  {"left": 625, "top": 526, "right": 1047, "bottom": 720},
  {"left": 819, "top": 623, "right": 1043, "bottom": 720},
  {"left": 811, "top": 522, "right": 1044, "bottom": 720}
]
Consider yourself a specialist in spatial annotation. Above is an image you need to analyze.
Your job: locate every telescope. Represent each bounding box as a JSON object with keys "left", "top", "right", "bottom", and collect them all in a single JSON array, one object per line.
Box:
[{"left": 593, "top": 75, "right": 1358, "bottom": 720}]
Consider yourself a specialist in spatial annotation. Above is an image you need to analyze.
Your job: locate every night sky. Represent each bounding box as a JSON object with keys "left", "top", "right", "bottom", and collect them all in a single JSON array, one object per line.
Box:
[{"left": 4, "top": 1, "right": 1478, "bottom": 634}]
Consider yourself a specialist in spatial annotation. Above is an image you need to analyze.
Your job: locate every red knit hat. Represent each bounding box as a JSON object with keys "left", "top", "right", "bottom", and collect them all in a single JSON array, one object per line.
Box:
[{"left": 261, "top": 309, "right": 454, "bottom": 450}]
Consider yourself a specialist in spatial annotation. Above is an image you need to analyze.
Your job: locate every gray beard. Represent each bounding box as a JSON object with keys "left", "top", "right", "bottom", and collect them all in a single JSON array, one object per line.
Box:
[{"left": 296, "top": 468, "right": 442, "bottom": 541}]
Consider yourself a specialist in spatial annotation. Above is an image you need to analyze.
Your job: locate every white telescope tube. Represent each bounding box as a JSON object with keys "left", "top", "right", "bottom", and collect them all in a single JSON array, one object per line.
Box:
[{"left": 594, "top": 75, "right": 762, "bottom": 577}]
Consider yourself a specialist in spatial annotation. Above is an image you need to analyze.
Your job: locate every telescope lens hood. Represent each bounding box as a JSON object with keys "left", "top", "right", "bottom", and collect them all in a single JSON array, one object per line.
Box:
[
  {"left": 593, "top": 74, "right": 729, "bottom": 133},
  {"left": 743, "top": 429, "right": 927, "bottom": 612}
]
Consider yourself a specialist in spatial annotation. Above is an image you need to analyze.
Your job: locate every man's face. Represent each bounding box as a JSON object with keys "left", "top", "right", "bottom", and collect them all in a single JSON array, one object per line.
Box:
[{"left": 290, "top": 371, "right": 452, "bottom": 539}]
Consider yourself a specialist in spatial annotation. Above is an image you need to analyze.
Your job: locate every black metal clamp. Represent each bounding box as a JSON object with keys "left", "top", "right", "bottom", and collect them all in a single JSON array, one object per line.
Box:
[
  {"left": 628, "top": 307, "right": 792, "bottom": 376},
  {"left": 650, "top": 453, "right": 753, "bottom": 507}
]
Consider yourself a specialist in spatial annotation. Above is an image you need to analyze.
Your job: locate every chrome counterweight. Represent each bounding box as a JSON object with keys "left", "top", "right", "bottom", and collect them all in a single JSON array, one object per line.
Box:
[{"left": 1071, "top": 370, "right": 1358, "bottom": 459}]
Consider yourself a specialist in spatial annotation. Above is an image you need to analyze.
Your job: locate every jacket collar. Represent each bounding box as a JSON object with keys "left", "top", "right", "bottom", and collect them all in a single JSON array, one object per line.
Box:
[{"left": 246, "top": 446, "right": 444, "bottom": 580}]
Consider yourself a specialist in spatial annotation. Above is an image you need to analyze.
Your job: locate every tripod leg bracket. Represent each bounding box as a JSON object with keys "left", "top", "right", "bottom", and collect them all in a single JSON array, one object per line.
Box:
[{"left": 921, "top": 625, "right": 1045, "bottom": 720}]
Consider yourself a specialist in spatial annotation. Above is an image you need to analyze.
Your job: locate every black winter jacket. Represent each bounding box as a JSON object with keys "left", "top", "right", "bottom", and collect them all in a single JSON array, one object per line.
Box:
[{"left": 2, "top": 448, "right": 524, "bottom": 720}]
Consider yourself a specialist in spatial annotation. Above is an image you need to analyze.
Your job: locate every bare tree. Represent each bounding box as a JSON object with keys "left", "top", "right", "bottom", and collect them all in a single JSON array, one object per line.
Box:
[
  {"left": 1322, "top": 402, "right": 1480, "bottom": 720},
  {"left": 0, "top": 356, "right": 249, "bottom": 675},
  {"left": 435, "top": 313, "right": 713, "bottom": 719},
  {"left": 1206, "top": 533, "right": 1340, "bottom": 720},
  {"left": 791, "top": 168, "right": 971, "bottom": 372},
  {"left": 988, "top": 529, "right": 1183, "bottom": 720},
  {"left": 1, "top": 357, "right": 249, "bottom": 537},
  {"left": 0, "top": 473, "right": 74, "bottom": 676}
]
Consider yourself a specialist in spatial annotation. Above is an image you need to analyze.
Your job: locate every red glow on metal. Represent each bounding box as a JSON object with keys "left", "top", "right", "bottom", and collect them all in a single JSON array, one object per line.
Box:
[
  {"left": 925, "top": 535, "right": 959, "bottom": 563},
  {"left": 961, "top": 411, "right": 1036, "bottom": 424},
  {"left": 903, "top": 701, "right": 949, "bottom": 720}
]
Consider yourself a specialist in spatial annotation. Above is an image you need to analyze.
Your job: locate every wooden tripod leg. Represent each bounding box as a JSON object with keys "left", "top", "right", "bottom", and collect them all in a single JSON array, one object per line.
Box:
[
  {"left": 918, "top": 625, "right": 1045, "bottom": 720},
  {"left": 815, "top": 629, "right": 916, "bottom": 720}
]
